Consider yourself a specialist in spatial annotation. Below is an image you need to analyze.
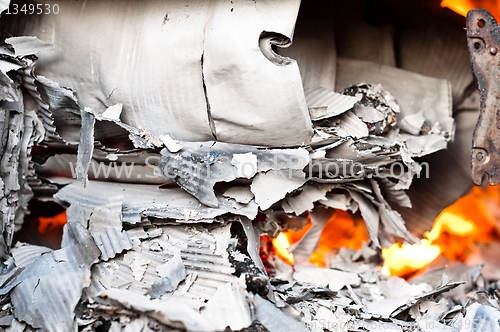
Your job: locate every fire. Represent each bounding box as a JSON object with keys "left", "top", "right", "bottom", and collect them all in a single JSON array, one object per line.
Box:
[
  {"left": 269, "top": 210, "right": 369, "bottom": 267},
  {"left": 440, "top": 0, "right": 500, "bottom": 19},
  {"left": 382, "top": 186, "right": 499, "bottom": 278},
  {"left": 268, "top": 186, "right": 500, "bottom": 279},
  {"left": 309, "top": 210, "right": 369, "bottom": 267},
  {"left": 272, "top": 233, "right": 295, "bottom": 265},
  {"left": 381, "top": 212, "right": 476, "bottom": 277},
  {"left": 381, "top": 240, "right": 441, "bottom": 276}
]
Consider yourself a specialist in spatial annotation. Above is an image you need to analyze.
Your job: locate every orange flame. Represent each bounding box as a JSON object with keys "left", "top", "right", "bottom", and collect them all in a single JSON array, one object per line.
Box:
[
  {"left": 440, "top": 0, "right": 500, "bottom": 19},
  {"left": 38, "top": 211, "right": 67, "bottom": 234},
  {"left": 270, "top": 185, "right": 500, "bottom": 279},
  {"left": 381, "top": 240, "right": 441, "bottom": 277},
  {"left": 270, "top": 210, "right": 368, "bottom": 267},
  {"left": 382, "top": 186, "right": 499, "bottom": 278}
]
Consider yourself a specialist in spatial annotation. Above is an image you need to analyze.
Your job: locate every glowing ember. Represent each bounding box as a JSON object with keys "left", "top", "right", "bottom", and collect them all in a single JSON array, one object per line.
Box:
[
  {"left": 38, "top": 211, "right": 67, "bottom": 234},
  {"left": 440, "top": 0, "right": 500, "bottom": 19}
]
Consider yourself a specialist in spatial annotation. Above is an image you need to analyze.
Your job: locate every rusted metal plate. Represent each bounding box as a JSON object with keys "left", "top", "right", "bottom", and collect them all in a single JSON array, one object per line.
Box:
[{"left": 467, "top": 9, "right": 500, "bottom": 185}]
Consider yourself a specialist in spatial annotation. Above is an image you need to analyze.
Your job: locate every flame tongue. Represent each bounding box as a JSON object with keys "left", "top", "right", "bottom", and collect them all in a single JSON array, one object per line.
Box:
[
  {"left": 268, "top": 186, "right": 499, "bottom": 280},
  {"left": 272, "top": 233, "right": 295, "bottom": 265},
  {"left": 381, "top": 212, "right": 477, "bottom": 278},
  {"left": 441, "top": 0, "right": 500, "bottom": 19},
  {"left": 381, "top": 240, "right": 441, "bottom": 277},
  {"left": 38, "top": 211, "right": 67, "bottom": 234},
  {"left": 382, "top": 186, "right": 498, "bottom": 278},
  {"left": 269, "top": 210, "right": 369, "bottom": 267}
]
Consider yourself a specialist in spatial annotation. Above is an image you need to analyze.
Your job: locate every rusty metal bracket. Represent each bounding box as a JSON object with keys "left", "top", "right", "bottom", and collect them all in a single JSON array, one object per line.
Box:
[{"left": 467, "top": 9, "right": 500, "bottom": 185}]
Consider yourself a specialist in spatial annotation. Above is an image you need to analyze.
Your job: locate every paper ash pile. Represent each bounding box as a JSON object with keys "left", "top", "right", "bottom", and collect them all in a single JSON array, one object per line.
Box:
[{"left": 0, "top": 0, "right": 496, "bottom": 331}]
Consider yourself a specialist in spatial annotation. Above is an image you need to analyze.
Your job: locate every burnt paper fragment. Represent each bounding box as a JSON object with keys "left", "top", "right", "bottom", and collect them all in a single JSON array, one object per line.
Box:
[
  {"left": 460, "top": 302, "right": 500, "bottom": 332},
  {"left": 255, "top": 295, "right": 310, "bottom": 332},
  {"left": 343, "top": 83, "right": 399, "bottom": 135},
  {"left": 55, "top": 180, "right": 259, "bottom": 224},
  {"left": 8, "top": 222, "right": 100, "bottom": 332},
  {"left": 305, "top": 87, "right": 360, "bottom": 120},
  {"left": 76, "top": 109, "right": 95, "bottom": 186},
  {"left": 0, "top": 87, "right": 41, "bottom": 259},
  {"left": 158, "top": 141, "right": 309, "bottom": 207},
  {"left": 5, "top": 36, "right": 54, "bottom": 57},
  {"left": 97, "top": 288, "right": 214, "bottom": 332}
]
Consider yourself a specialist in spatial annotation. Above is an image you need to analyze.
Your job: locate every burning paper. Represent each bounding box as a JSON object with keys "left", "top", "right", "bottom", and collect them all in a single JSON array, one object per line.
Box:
[{"left": 0, "top": 0, "right": 492, "bottom": 331}]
